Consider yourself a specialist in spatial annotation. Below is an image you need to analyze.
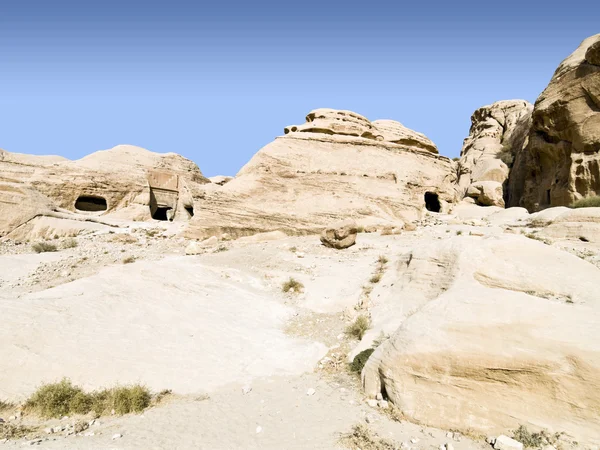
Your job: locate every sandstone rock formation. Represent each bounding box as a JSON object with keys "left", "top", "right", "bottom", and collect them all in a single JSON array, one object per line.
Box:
[
  {"left": 186, "top": 109, "right": 456, "bottom": 240},
  {"left": 508, "top": 34, "right": 600, "bottom": 210},
  {"left": 457, "top": 100, "right": 533, "bottom": 207},
  {"left": 0, "top": 145, "right": 208, "bottom": 239},
  {"left": 362, "top": 234, "right": 600, "bottom": 442},
  {"left": 320, "top": 220, "right": 357, "bottom": 249}
]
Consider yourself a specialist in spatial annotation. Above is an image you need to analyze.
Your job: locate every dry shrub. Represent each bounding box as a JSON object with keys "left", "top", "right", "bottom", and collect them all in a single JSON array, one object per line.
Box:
[
  {"left": 31, "top": 241, "right": 57, "bottom": 253},
  {"left": 340, "top": 424, "right": 396, "bottom": 450},
  {"left": 24, "top": 379, "right": 152, "bottom": 418},
  {"left": 350, "top": 348, "right": 374, "bottom": 373},
  {"left": 109, "top": 233, "right": 138, "bottom": 244},
  {"left": 282, "top": 277, "right": 304, "bottom": 293},
  {"left": 61, "top": 238, "right": 78, "bottom": 249},
  {"left": 122, "top": 256, "right": 136, "bottom": 264},
  {"left": 0, "top": 423, "right": 36, "bottom": 440},
  {"left": 345, "top": 315, "right": 371, "bottom": 340},
  {"left": 570, "top": 195, "right": 600, "bottom": 208}
]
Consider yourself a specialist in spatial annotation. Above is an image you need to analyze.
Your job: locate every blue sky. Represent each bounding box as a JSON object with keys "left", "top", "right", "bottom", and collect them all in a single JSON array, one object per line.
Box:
[{"left": 1, "top": 1, "right": 598, "bottom": 176}]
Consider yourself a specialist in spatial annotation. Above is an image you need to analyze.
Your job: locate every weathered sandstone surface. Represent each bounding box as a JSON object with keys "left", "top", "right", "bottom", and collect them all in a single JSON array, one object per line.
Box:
[
  {"left": 186, "top": 109, "right": 456, "bottom": 240},
  {"left": 457, "top": 100, "right": 533, "bottom": 207},
  {"left": 0, "top": 145, "right": 208, "bottom": 240},
  {"left": 508, "top": 34, "right": 600, "bottom": 210}
]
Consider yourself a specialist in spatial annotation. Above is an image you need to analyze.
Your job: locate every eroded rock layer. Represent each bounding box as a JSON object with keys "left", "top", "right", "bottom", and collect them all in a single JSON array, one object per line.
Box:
[{"left": 508, "top": 34, "right": 600, "bottom": 210}]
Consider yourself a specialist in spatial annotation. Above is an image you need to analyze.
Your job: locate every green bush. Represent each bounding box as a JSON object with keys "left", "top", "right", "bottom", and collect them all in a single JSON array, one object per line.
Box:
[
  {"left": 570, "top": 195, "right": 600, "bottom": 208},
  {"left": 350, "top": 348, "right": 375, "bottom": 373},
  {"left": 31, "top": 242, "right": 58, "bottom": 253},
  {"left": 345, "top": 315, "right": 371, "bottom": 340}
]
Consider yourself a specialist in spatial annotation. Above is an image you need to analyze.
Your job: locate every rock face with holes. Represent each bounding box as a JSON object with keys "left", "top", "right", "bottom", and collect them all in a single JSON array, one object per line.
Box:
[
  {"left": 0, "top": 145, "right": 208, "bottom": 239},
  {"left": 362, "top": 234, "right": 600, "bottom": 442},
  {"left": 457, "top": 100, "right": 533, "bottom": 207},
  {"left": 186, "top": 108, "right": 457, "bottom": 240},
  {"left": 508, "top": 34, "right": 600, "bottom": 210}
]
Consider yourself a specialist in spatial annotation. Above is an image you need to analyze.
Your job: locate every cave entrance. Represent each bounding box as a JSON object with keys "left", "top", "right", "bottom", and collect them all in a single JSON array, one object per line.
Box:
[
  {"left": 75, "top": 195, "right": 107, "bottom": 212},
  {"left": 185, "top": 206, "right": 194, "bottom": 217},
  {"left": 424, "top": 192, "right": 441, "bottom": 213},
  {"left": 152, "top": 207, "right": 172, "bottom": 221}
]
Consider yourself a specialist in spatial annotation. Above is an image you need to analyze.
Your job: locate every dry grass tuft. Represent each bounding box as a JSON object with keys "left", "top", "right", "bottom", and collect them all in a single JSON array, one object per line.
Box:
[
  {"left": 122, "top": 256, "right": 136, "bottom": 264},
  {"left": 282, "top": 277, "right": 304, "bottom": 293},
  {"left": 0, "top": 423, "right": 37, "bottom": 440},
  {"left": 369, "top": 273, "right": 382, "bottom": 284},
  {"left": 570, "top": 195, "right": 600, "bottom": 208},
  {"left": 61, "top": 238, "right": 78, "bottom": 249},
  {"left": 31, "top": 241, "right": 58, "bottom": 253},
  {"left": 345, "top": 314, "right": 371, "bottom": 340},
  {"left": 109, "top": 233, "right": 138, "bottom": 244},
  {"left": 339, "top": 423, "right": 396, "bottom": 450}
]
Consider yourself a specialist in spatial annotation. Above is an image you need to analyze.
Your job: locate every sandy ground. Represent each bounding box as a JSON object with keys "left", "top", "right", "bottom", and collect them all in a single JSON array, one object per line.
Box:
[{"left": 1, "top": 216, "right": 598, "bottom": 449}]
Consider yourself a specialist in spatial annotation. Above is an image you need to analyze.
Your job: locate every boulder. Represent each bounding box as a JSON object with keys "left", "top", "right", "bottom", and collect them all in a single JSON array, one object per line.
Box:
[
  {"left": 508, "top": 34, "right": 600, "bottom": 210},
  {"left": 362, "top": 235, "right": 600, "bottom": 442},
  {"left": 494, "top": 436, "right": 523, "bottom": 450},
  {"left": 320, "top": 220, "right": 357, "bottom": 249},
  {"left": 465, "top": 181, "right": 505, "bottom": 207},
  {"left": 539, "top": 207, "right": 600, "bottom": 243}
]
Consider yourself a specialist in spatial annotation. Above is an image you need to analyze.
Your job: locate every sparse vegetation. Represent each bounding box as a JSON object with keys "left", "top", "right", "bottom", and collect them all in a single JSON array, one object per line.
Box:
[
  {"left": 340, "top": 423, "right": 396, "bottom": 450},
  {"left": 570, "top": 195, "right": 600, "bottom": 208},
  {"left": 122, "top": 256, "right": 136, "bottom": 264},
  {"left": 213, "top": 245, "right": 229, "bottom": 253},
  {"left": 31, "top": 241, "right": 58, "bottom": 253},
  {"left": 289, "top": 246, "right": 297, "bottom": 253},
  {"left": 512, "top": 425, "right": 563, "bottom": 448},
  {"left": 345, "top": 314, "right": 371, "bottom": 340},
  {"left": 60, "top": 238, "right": 78, "bottom": 249},
  {"left": 456, "top": 230, "right": 463, "bottom": 236},
  {"left": 452, "top": 157, "right": 460, "bottom": 162},
  {"left": 350, "top": 348, "right": 375, "bottom": 373},
  {"left": 377, "top": 255, "right": 388, "bottom": 265},
  {"left": 524, "top": 232, "right": 552, "bottom": 245},
  {"left": 109, "top": 233, "right": 138, "bottom": 244},
  {"left": 282, "top": 277, "right": 304, "bottom": 293},
  {"left": 382, "top": 404, "right": 406, "bottom": 423},
  {"left": 24, "top": 379, "right": 152, "bottom": 418},
  {"left": 0, "top": 423, "right": 36, "bottom": 440},
  {"left": 357, "top": 225, "right": 365, "bottom": 233},
  {"left": 369, "top": 273, "right": 382, "bottom": 284},
  {"left": 0, "top": 399, "right": 14, "bottom": 411}
]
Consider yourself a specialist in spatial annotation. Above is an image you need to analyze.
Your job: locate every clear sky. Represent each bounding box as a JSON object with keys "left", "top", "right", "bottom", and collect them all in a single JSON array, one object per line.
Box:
[{"left": 1, "top": 1, "right": 598, "bottom": 177}]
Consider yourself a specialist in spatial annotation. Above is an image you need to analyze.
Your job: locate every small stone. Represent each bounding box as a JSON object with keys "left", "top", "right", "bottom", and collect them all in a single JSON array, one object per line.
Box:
[
  {"left": 8, "top": 416, "right": 16, "bottom": 421},
  {"left": 367, "top": 399, "right": 378, "bottom": 407},
  {"left": 296, "top": 252, "right": 305, "bottom": 258},
  {"left": 306, "top": 388, "right": 316, "bottom": 396},
  {"left": 26, "top": 439, "right": 43, "bottom": 446},
  {"left": 401, "top": 442, "right": 410, "bottom": 450},
  {"left": 84, "top": 432, "right": 95, "bottom": 437},
  {"left": 112, "top": 433, "right": 122, "bottom": 440},
  {"left": 242, "top": 385, "right": 252, "bottom": 395},
  {"left": 44, "top": 428, "right": 53, "bottom": 434},
  {"left": 439, "top": 445, "right": 446, "bottom": 450},
  {"left": 365, "top": 414, "right": 375, "bottom": 424},
  {"left": 376, "top": 393, "right": 383, "bottom": 400},
  {"left": 446, "top": 432, "right": 454, "bottom": 439},
  {"left": 411, "top": 438, "right": 419, "bottom": 444},
  {"left": 446, "top": 443, "right": 455, "bottom": 450},
  {"left": 494, "top": 435, "right": 524, "bottom": 450},
  {"left": 256, "top": 426, "right": 262, "bottom": 434},
  {"left": 378, "top": 400, "right": 389, "bottom": 409}
]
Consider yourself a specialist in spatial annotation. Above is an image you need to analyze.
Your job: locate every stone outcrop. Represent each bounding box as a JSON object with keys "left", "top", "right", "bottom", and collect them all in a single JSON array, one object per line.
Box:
[
  {"left": 508, "top": 34, "right": 600, "bottom": 210},
  {"left": 0, "top": 145, "right": 208, "bottom": 239},
  {"left": 362, "top": 235, "right": 600, "bottom": 442},
  {"left": 457, "top": 100, "right": 533, "bottom": 207},
  {"left": 320, "top": 220, "right": 357, "bottom": 249},
  {"left": 186, "top": 109, "right": 456, "bottom": 240},
  {"left": 371, "top": 119, "right": 438, "bottom": 154}
]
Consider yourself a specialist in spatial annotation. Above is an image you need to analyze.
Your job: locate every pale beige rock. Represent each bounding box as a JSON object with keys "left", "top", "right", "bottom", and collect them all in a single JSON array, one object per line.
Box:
[
  {"left": 186, "top": 109, "right": 457, "bottom": 240},
  {"left": 362, "top": 235, "right": 600, "bottom": 442},
  {"left": 485, "top": 207, "right": 529, "bottom": 226},
  {"left": 209, "top": 175, "right": 233, "bottom": 186},
  {"left": 508, "top": 34, "right": 600, "bottom": 210},
  {"left": 320, "top": 220, "right": 358, "bottom": 249},
  {"left": 0, "top": 145, "right": 208, "bottom": 239},
  {"left": 458, "top": 100, "right": 533, "bottom": 205},
  {"left": 539, "top": 207, "right": 600, "bottom": 243},
  {"left": 372, "top": 119, "right": 438, "bottom": 154},
  {"left": 465, "top": 181, "right": 505, "bottom": 207},
  {"left": 284, "top": 108, "right": 383, "bottom": 140}
]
